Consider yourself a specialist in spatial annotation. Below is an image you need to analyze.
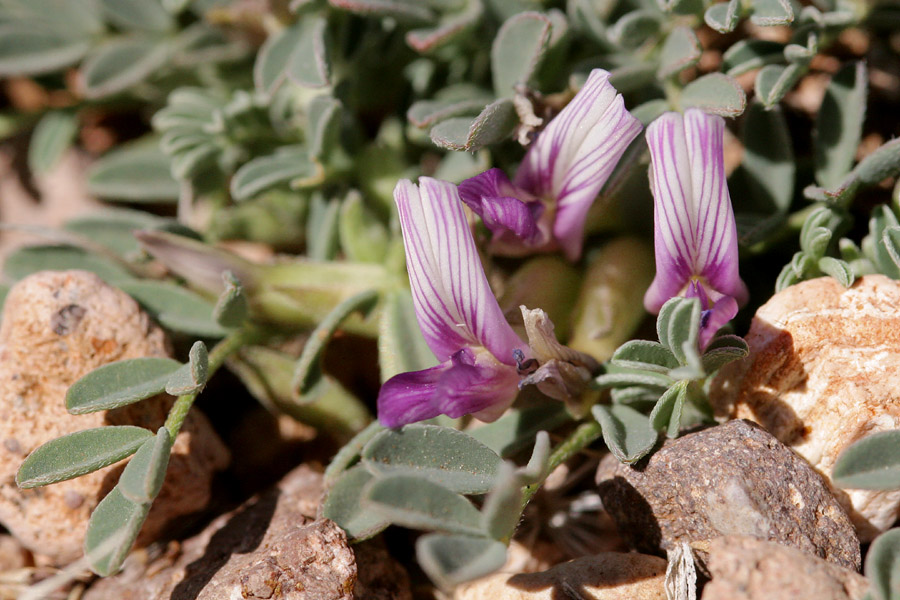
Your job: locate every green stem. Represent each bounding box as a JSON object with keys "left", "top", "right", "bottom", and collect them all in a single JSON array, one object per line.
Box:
[
  {"left": 520, "top": 419, "right": 604, "bottom": 509},
  {"left": 164, "top": 325, "right": 269, "bottom": 439}
]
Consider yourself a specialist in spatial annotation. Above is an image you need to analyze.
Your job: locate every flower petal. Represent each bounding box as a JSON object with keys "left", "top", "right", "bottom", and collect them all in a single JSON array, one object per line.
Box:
[
  {"left": 394, "top": 177, "right": 525, "bottom": 363},
  {"left": 698, "top": 295, "right": 738, "bottom": 350},
  {"left": 683, "top": 109, "right": 748, "bottom": 306},
  {"left": 644, "top": 111, "right": 696, "bottom": 312},
  {"left": 458, "top": 169, "right": 542, "bottom": 243},
  {"left": 515, "top": 70, "right": 642, "bottom": 260},
  {"left": 377, "top": 349, "right": 520, "bottom": 427}
]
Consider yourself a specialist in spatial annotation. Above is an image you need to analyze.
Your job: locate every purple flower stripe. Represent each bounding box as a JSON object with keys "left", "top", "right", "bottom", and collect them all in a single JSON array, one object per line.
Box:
[
  {"left": 394, "top": 178, "right": 524, "bottom": 365},
  {"left": 377, "top": 348, "right": 520, "bottom": 427},
  {"left": 516, "top": 70, "right": 619, "bottom": 198},
  {"left": 458, "top": 169, "right": 541, "bottom": 242},
  {"left": 552, "top": 96, "right": 643, "bottom": 259},
  {"left": 395, "top": 180, "right": 475, "bottom": 360},
  {"left": 644, "top": 113, "right": 696, "bottom": 311},
  {"left": 684, "top": 109, "right": 748, "bottom": 305}
]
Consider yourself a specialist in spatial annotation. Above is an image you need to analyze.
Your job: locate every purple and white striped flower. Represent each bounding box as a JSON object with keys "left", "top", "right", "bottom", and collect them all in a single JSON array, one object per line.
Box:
[
  {"left": 377, "top": 177, "right": 527, "bottom": 427},
  {"left": 459, "top": 69, "right": 642, "bottom": 261},
  {"left": 643, "top": 108, "right": 748, "bottom": 349}
]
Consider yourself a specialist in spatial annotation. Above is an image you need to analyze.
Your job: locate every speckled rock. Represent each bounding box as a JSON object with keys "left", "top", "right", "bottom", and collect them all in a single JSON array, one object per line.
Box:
[
  {"left": 0, "top": 271, "right": 229, "bottom": 564},
  {"left": 711, "top": 275, "right": 900, "bottom": 541},
  {"left": 454, "top": 553, "right": 667, "bottom": 600},
  {"left": 82, "top": 465, "right": 412, "bottom": 600},
  {"left": 595, "top": 420, "right": 860, "bottom": 570},
  {"left": 701, "top": 536, "right": 869, "bottom": 600}
]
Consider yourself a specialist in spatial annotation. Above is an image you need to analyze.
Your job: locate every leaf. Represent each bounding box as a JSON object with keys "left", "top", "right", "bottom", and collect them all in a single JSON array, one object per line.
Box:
[
  {"left": 818, "top": 256, "right": 855, "bottom": 287},
  {"left": 833, "top": 430, "right": 900, "bottom": 490},
  {"left": 165, "top": 341, "right": 209, "bottom": 395},
  {"left": 406, "top": 0, "right": 483, "bottom": 53},
  {"left": 63, "top": 209, "right": 178, "bottom": 257},
  {"left": 593, "top": 403, "right": 658, "bottom": 464},
  {"left": 28, "top": 110, "right": 78, "bottom": 175},
  {"left": 479, "top": 463, "right": 523, "bottom": 540},
  {"left": 87, "top": 139, "right": 179, "bottom": 202},
  {"left": 430, "top": 98, "right": 518, "bottom": 152},
  {"left": 322, "top": 464, "right": 390, "bottom": 540},
  {"left": 286, "top": 17, "right": 330, "bottom": 88},
  {"left": 750, "top": 0, "right": 793, "bottom": 25},
  {"left": 307, "top": 95, "right": 342, "bottom": 159},
  {"left": 865, "top": 528, "right": 900, "bottom": 600},
  {"left": 254, "top": 23, "right": 304, "bottom": 96},
  {"left": 3, "top": 245, "right": 135, "bottom": 285},
  {"left": 681, "top": 73, "right": 746, "bottom": 117},
  {"left": 305, "top": 194, "right": 342, "bottom": 261},
  {"left": 84, "top": 487, "right": 151, "bottom": 576},
  {"left": 17, "top": 426, "right": 153, "bottom": 488},
  {"left": 118, "top": 281, "right": 228, "bottom": 338},
  {"left": 815, "top": 62, "right": 867, "bottom": 189},
  {"left": 363, "top": 474, "right": 484, "bottom": 535},
  {"left": 0, "top": 26, "right": 90, "bottom": 76},
  {"left": 292, "top": 289, "right": 378, "bottom": 397},
  {"left": 608, "top": 10, "right": 661, "bottom": 50},
  {"left": 491, "top": 11, "right": 550, "bottom": 96},
  {"left": 416, "top": 534, "right": 507, "bottom": 590},
  {"left": 66, "top": 357, "right": 182, "bottom": 414},
  {"left": 723, "top": 39, "right": 785, "bottom": 76},
  {"left": 657, "top": 26, "right": 701, "bottom": 79},
  {"left": 407, "top": 96, "right": 492, "bottom": 129},
  {"left": 755, "top": 63, "right": 806, "bottom": 108},
  {"left": 339, "top": 192, "right": 389, "bottom": 264},
  {"left": 611, "top": 340, "right": 680, "bottom": 373},
  {"left": 361, "top": 425, "right": 502, "bottom": 494},
  {"left": 213, "top": 271, "right": 249, "bottom": 328},
  {"left": 230, "top": 146, "right": 320, "bottom": 201},
  {"left": 100, "top": 0, "right": 173, "bottom": 32},
  {"left": 377, "top": 288, "right": 437, "bottom": 382},
  {"left": 118, "top": 427, "right": 171, "bottom": 503},
  {"left": 81, "top": 37, "right": 170, "bottom": 99},
  {"left": 648, "top": 382, "right": 685, "bottom": 438},
  {"left": 327, "top": 0, "right": 435, "bottom": 22},
  {"left": 845, "top": 138, "right": 900, "bottom": 192},
  {"left": 656, "top": 297, "right": 701, "bottom": 365},
  {"left": 468, "top": 403, "right": 569, "bottom": 457},
  {"left": 594, "top": 367, "right": 674, "bottom": 390},
  {"left": 704, "top": 0, "right": 741, "bottom": 33},
  {"left": 701, "top": 335, "right": 749, "bottom": 372},
  {"left": 741, "top": 101, "right": 795, "bottom": 213}
]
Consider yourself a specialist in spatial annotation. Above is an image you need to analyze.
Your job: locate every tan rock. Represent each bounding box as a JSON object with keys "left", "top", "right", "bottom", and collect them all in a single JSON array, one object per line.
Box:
[
  {"left": 0, "top": 271, "right": 229, "bottom": 564},
  {"left": 454, "top": 553, "right": 667, "bottom": 600},
  {"left": 711, "top": 275, "right": 900, "bottom": 541},
  {"left": 701, "top": 536, "right": 869, "bottom": 600},
  {"left": 83, "top": 465, "right": 412, "bottom": 600}
]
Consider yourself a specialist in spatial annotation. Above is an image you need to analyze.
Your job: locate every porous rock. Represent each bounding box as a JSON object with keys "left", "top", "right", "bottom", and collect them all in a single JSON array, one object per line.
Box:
[
  {"left": 595, "top": 420, "right": 860, "bottom": 570},
  {"left": 82, "top": 465, "right": 412, "bottom": 600},
  {"left": 711, "top": 275, "right": 900, "bottom": 541},
  {"left": 0, "top": 271, "right": 229, "bottom": 564},
  {"left": 700, "top": 536, "right": 869, "bottom": 600},
  {"left": 454, "top": 552, "right": 667, "bottom": 600}
]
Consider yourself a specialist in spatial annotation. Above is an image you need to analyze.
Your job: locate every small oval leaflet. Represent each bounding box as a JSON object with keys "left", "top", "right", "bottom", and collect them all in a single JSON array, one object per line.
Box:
[
  {"left": 865, "top": 527, "right": 900, "bottom": 600},
  {"left": 361, "top": 424, "right": 502, "bottom": 494},
  {"left": 416, "top": 533, "right": 508, "bottom": 591},
  {"left": 165, "top": 341, "right": 209, "bottom": 396},
  {"left": 17, "top": 426, "right": 153, "bottom": 488},
  {"left": 362, "top": 474, "right": 484, "bottom": 536},
  {"left": 322, "top": 464, "right": 390, "bottom": 541},
  {"left": 84, "top": 486, "right": 151, "bottom": 576},
  {"left": 593, "top": 403, "right": 659, "bottom": 464},
  {"left": 118, "top": 280, "right": 228, "bottom": 338},
  {"left": 118, "top": 427, "right": 172, "bottom": 504},
  {"left": 67, "top": 357, "right": 182, "bottom": 414},
  {"left": 833, "top": 429, "right": 900, "bottom": 491}
]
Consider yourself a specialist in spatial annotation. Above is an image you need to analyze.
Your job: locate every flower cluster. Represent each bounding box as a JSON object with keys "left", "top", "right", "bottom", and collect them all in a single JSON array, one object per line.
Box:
[{"left": 378, "top": 72, "right": 747, "bottom": 427}]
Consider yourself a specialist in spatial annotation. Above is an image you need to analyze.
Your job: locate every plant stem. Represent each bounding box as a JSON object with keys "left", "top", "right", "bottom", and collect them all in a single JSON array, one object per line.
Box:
[
  {"left": 164, "top": 325, "right": 269, "bottom": 439},
  {"left": 520, "top": 419, "right": 604, "bottom": 509}
]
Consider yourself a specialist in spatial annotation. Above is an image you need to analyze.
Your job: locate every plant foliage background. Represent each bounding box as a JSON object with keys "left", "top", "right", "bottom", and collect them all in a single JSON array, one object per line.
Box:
[{"left": 2, "top": 0, "right": 900, "bottom": 594}]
